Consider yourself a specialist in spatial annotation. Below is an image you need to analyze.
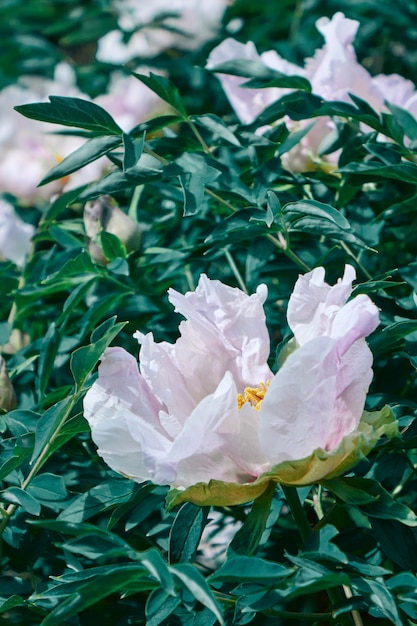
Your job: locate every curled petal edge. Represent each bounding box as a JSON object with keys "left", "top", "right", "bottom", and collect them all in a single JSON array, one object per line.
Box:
[{"left": 166, "top": 405, "right": 398, "bottom": 509}]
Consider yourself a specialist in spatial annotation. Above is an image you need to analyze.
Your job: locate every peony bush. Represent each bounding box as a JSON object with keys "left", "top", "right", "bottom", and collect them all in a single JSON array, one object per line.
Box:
[{"left": 1, "top": 2, "right": 417, "bottom": 625}]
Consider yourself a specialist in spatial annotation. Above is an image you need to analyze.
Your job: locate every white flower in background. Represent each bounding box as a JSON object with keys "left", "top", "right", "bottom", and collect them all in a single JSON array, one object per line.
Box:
[
  {"left": 0, "top": 64, "right": 168, "bottom": 204},
  {"left": 84, "top": 266, "right": 397, "bottom": 507},
  {"left": 0, "top": 199, "right": 34, "bottom": 266},
  {"left": 97, "top": 0, "right": 232, "bottom": 62},
  {"left": 0, "top": 64, "right": 102, "bottom": 204},
  {"left": 95, "top": 71, "right": 167, "bottom": 132},
  {"left": 207, "top": 12, "right": 417, "bottom": 170}
]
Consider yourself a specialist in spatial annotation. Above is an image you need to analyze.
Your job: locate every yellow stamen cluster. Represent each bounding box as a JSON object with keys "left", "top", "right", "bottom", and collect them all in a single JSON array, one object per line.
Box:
[{"left": 237, "top": 381, "right": 270, "bottom": 411}]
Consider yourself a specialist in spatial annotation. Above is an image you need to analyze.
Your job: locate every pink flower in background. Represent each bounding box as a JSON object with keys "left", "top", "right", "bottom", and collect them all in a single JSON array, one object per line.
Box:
[
  {"left": 0, "top": 64, "right": 169, "bottom": 204},
  {"left": 0, "top": 199, "right": 34, "bottom": 266},
  {"left": 207, "top": 12, "right": 417, "bottom": 170},
  {"left": 0, "top": 64, "right": 102, "bottom": 204},
  {"left": 97, "top": 0, "right": 232, "bottom": 63},
  {"left": 84, "top": 267, "right": 396, "bottom": 506},
  {"left": 95, "top": 71, "right": 168, "bottom": 132}
]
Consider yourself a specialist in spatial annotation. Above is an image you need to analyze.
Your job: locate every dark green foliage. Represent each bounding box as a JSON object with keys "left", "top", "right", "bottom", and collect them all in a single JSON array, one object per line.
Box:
[{"left": 2, "top": 1, "right": 417, "bottom": 625}]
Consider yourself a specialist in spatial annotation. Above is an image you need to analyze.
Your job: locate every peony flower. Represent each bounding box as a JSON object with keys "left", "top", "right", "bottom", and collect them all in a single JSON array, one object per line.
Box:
[
  {"left": 0, "top": 199, "right": 34, "bottom": 266},
  {"left": 0, "top": 64, "right": 103, "bottom": 204},
  {"left": 97, "top": 0, "right": 232, "bottom": 63},
  {"left": 1, "top": 64, "right": 168, "bottom": 204},
  {"left": 207, "top": 12, "right": 417, "bottom": 170},
  {"left": 83, "top": 267, "right": 397, "bottom": 507}
]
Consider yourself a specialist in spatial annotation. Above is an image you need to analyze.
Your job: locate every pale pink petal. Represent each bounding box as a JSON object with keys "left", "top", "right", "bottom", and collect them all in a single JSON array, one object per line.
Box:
[
  {"left": 163, "top": 372, "right": 268, "bottom": 487},
  {"left": 167, "top": 274, "right": 272, "bottom": 395},
  {"left": 327, "top": 338, "right": 373, "bottom": 449},
  {"left": 260, "top": 336, "right": 339, "bottom": 462},
  {"left": 206, "top": 38, "right": 301, "bottom": 124},
  {"left": 331, "top": 294, "right": 380, "bottom": 356},
  {"left": 134, "top": 331, "right": 197, "bottom": 425},
  {"left": 287, "top": 265, "right": 356, "bottom": 345},
  {"left": 308, "top": 13, "right": 381, "bottom": 107},
  {"left": 83, "top": 347, "right": 172, "bottom": 483}
]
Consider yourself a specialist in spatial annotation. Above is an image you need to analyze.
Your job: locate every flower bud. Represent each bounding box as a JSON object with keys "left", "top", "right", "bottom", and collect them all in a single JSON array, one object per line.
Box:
[
  {"left": 83, "top": 196, "right": 142, "bottom": 264},
  {"left": 0, "top": 356, "right": 17, "bottom": 412}
]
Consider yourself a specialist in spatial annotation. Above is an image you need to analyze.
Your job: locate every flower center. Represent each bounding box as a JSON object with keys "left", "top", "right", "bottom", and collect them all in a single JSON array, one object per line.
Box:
[{"left": 237, "top": 381, "right": 270, "bottom": 411}]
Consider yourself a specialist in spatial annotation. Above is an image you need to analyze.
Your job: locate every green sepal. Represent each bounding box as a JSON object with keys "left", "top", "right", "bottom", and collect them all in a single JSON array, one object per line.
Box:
[{"left": 166, "top": 405, "right": 397, "bottom": 510}]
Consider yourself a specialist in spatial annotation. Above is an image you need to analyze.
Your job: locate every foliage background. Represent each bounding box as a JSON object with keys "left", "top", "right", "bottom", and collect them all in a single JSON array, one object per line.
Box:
[{"left": 2, "top": 0, "right": 417, "bottom": 624}]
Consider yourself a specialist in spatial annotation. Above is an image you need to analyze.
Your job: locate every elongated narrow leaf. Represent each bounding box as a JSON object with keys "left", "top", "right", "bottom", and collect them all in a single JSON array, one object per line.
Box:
[
  {"left": 132, "top": 72, "right": 187, "bottom": 117},
  {"left": 171, "top": 564, "right": 223, "bottom": 625},
  {"left": 70, "top": 319, "right": 127, "bottom": 388},
  {"left": 146, "top": 589, "right": 181, "bottom": 626},
  {"left": 169, "top": 503, "right": 209, "bottom": 564},
  {"left": 209, "top": 58, "right": 310, "bottom": 92},
  {"left": 36, "top": 322, "right": 60, "bottom": 399},
  {"left": 31, "top": 397, "right": 73, "bottom": 463},
  {"left": 38, "top": 565, "right": 149, "bottom": 626},
  {"left": 228, "top": 482, "right": 276, "bottom": 556},
  {"left": 40, "top": 135, "right": 122, "bottom": 186},
  {"left": 2, "top": 487, "right": 41, "bottom": 516},
  {"left": 210, "top": 555, "right": 291, "bottom": 583},
  {"left": 58, "top": 479, "right": 136, "bottom": 523},
  {"left": 15, "top": 96, "right": 122, "bottom": 135}
]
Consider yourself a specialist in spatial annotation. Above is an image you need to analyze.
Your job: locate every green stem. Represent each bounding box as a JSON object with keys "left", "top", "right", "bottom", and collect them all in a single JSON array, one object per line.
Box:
[
  {"left": 266, "top": 234, "right": 312, "bottom": 272},
  {"left": 339, "top": 241, "right": 372, "bottom": 280},
  {"left": 0, "top": 391, "right": 80, "bottom": 536},
  {"left": 223, "top": 247, "right": 248, "bottom": 294},
  {"left": 282, "top": 485, "right": 355, "bottom": 626},
  {"left": 281, "top": 485, "right": 312, "bottom": 543},
  {"left": 187, "top": 118, "right": 212, "bottom": 155}
]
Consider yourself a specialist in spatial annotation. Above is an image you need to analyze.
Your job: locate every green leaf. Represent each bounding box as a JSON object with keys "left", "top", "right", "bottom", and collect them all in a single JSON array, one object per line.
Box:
[
  {"left": 15, "top": 96, "right": 122, "bottom": 135},
  {"left": 326, "top": 477, "right": 417, "bottom": 526},
  {"left": 210, "top": 556, "right": 292, "bottom": 583},
  {"left": 322, "top": 476, "right": 380, "bottom": 505},
  {"left": 70, "top": 317, "right": 127, "bottom": 388},
  {"left": 209, "top": 58, "right": 311, "bottom": 92},
  {"left": 169, "top": 153, "right": 222, "bottom": 216},
  {"left": 169, "top": 503, "right": 209, "bottom": 564},
  {"left": 37, "top": 564, "right": 149, "bottom": 626},
  {"left": 132, "top": 72, "right": 187, "bottom": 117},
  {"left": 283, "top": 199, "right": 367, "bottom": 248},
  {"left": 353, "top": 578, "right": 402, "bottom": 626},
  {"left": 57, "top": 479, "right": 136, "bottom": 523},
  {"left": 228, "top": 481, "right": 276, "bottom": 556},
  {"left": 99, "top": 231, "right": 127, "bottom": 261},
  {"left": 266, "top": 190, "right": 282, "bottom": 228},
  {"left": 57, "top": 279, "right": 97, "bottom": 326},
  {"left": 39, "top": 135, "right": 122, "bottom": 186},
  {"left": 338, "top": 162, "right": 417, "bottom": 184},
  {"left": 171, "top": 563, "right": 224, "bottom": 625},
  {"left": 139, "top": 548, "right": 175, "bottom": 595},
  {"left": 369, "top": 320, "right": 417, "bottom": 356},
  {"left": 2, "top": 486, "right": 41, "bottom": 515},
  {"left": 146, "top": 589, "right": 181, "bottom": 626},
  {"left": 31, "top": 250, "right": 99, "bottom": 295},
  {"left": 37, "top": 321, "right": 60, "bottom": 399},
  {"left": 0, "top": 595, "right": 25, "bottom": 614},
  {"left": 192, "top": 114, "right": 241, "bottom": 147},
  {"left": 27, "top": 473, "right": 68, "bottom": 503},
  {"left": 123, "top": 132, "right": 145, "bottom": 171},
  {"left": 371, "top": 519, "right": 417, "bottom": 571},
  {"left": 31, "top": 397, "right": 72, "bottom": 464},
  {"left": 386, "top": 102, "right": 417, "bottom": 141}
]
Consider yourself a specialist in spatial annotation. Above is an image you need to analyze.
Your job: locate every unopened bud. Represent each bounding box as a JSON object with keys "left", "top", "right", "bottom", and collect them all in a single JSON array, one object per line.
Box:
[
  {"left": 0, "top": 356, "right": 17, "bottom": 412},
  {"left": 84, "top": 196, "right": 142, "bottom": 264}
]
